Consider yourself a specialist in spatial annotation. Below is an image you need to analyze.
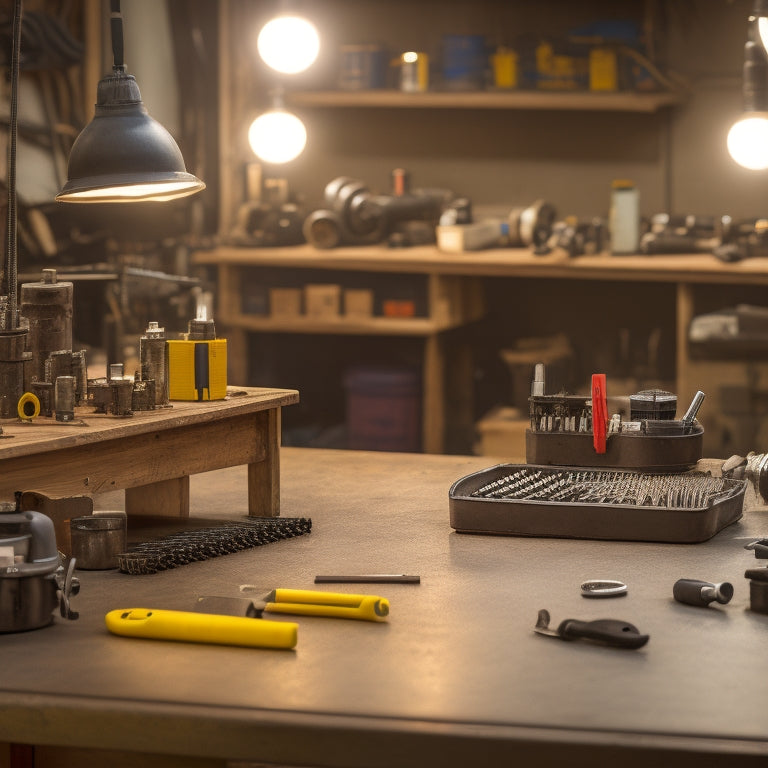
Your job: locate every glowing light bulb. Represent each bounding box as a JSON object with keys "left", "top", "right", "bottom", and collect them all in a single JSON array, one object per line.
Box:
[
  {"left": 257, "top": 16, "right": 319, "bottom": 74},
  {"left": 727, "top": 113, "right": 768, "bottom": 170},
  {"left": 248, "top": 110, "right": 307, "bottom": 164}
]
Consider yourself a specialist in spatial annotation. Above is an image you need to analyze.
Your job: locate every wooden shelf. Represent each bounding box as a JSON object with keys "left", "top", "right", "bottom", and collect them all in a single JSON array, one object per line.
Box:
[
  {"left": 286, "top": 89, "right": 682, "bottom": 113},
  {"left": 217, "top": 313, "right": 468, "bottom": 336}
]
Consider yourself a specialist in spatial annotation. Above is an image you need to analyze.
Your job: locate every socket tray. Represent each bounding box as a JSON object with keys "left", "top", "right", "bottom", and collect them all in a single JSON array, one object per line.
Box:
[{"left": 449, "top": 464, "right": 746, "bottom": 543}]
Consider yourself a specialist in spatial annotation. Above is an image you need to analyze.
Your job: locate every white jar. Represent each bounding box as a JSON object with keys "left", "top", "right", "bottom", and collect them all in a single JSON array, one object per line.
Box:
[{"left": 610, "top": 180, "right": 640, "bottom": 254}]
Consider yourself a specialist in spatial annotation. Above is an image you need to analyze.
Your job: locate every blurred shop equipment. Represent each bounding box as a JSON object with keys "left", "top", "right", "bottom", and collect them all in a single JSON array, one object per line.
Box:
[
  {"left": 303, "top": 171, "right": 453, "bottom": 249},
  {"left": 437, "top": 199, "right": 557, "bottom": 253}
]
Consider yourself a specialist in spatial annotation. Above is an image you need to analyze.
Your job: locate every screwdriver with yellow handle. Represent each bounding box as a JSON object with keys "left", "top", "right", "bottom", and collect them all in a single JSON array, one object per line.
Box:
[
  {"left": 105, "top": 608, "right": 298, "bottom": 649},
  {"left": 239, "top": 588, "right": 390, "bottom": 621}
]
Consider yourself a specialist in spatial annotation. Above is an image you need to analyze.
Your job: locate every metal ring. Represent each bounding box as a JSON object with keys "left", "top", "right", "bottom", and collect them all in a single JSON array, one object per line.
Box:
[{"left": 580, "top": 579, "right": 628, "bottom": 598}]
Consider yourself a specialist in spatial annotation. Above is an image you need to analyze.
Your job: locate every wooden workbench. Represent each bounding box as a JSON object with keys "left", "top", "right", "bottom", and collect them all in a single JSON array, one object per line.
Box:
[
  {"left": 1, "top": 447, "right": 767, "bottom": 767},
  {"left": 194, "top": 244, "right": 768, "bottom": 454},
  {"left": 0, "top": 386, "right": 298, "bottom": 517}
]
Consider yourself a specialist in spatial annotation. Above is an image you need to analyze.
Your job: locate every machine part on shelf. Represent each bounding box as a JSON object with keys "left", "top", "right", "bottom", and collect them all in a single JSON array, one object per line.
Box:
[
  {"left": 117, "top": 517, "right": 312, "bottom": 575},
  {"left": 534, "top": 608, "right": 649, "bottom": 649},
  {"left": 436, "top": 219, "right": 506, "bottom": 252},
  {"left": 54, "top": 375, "right": 76, "bottom": 421},
  {"left": 744, "top": 567, "right": 768, "bottom": 614},
  {"left": 19, "top": 268, "right": 73, "bottom": 386},
  {"left": 303, "top": 174, "right": 452, "bottom": 249},
  {"left": 70, "top": 514, "right": 126, "bottom": 570},
  {"left": 609, "top": 180, "right": 640, "bottom": 254},
  {"left": 531, "top": 363, "right": 545, "bottom": 397},
  {"left": 540, "top": 216, "right": 606, "bottom": 257},
  {"left": 0, "top": 498, "right": 80, "bottom": 632},
  {"left": 673, "top": 578, "right": 733, "bottom": 607},
  {"left": 230, "top": 200, "right": 306, "bottom": 247},
  {"left": 629, "top": 389, "right": 677, "bottom": 421},
  {"left": 580, "top": 580, "right": 628, "bottom": 598},
  {"left": 508, "top": 200, "right": 557, "bottom": 248},
  {"left": 17, "top": 391, "right": 40, "bottom": 420},
  {"left": 139, "top": 321, "right": 169, "bottom": 406}
]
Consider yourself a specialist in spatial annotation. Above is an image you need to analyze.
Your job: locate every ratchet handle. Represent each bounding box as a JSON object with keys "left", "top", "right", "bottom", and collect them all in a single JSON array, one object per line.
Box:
[{"left": 558, "top": 618, "right": 649, "bottom": 649}]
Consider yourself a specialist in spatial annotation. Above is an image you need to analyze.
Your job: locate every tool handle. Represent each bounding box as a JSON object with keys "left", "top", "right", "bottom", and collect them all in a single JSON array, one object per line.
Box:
[
  {"left": 591, "top": 374, "right": 608, "bottom": 454},
  {"left": 673, "top": 578, "right": 733, "bottom": 606},
  {"left": 558, "top": 618, "right": 649, "bottom": 649},
  {"left": 105, "top": 608, "right": 298, "bottom": 649},
  {"left": 266, "top": 595, "right": 389, "bottom": 621}
]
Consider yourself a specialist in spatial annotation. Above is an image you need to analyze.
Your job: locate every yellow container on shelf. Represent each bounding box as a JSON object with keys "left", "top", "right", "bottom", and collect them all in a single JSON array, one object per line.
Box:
[
  {"left": 492, "top": 47, "right": 518, "bottom": 89},
  {"left": 590, "top": 47, "right": 618, "bottom": 91}
]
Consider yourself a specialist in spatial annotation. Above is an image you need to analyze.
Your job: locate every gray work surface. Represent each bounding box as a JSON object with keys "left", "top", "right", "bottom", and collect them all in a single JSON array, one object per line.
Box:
[{"left": 1, "top": 447, "right": 768, "bottom": 767}]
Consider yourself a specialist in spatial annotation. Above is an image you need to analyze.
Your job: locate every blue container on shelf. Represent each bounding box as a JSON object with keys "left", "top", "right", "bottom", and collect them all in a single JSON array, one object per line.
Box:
[{"left": 442, "top": 34, "right": 487, "bottom": 90}]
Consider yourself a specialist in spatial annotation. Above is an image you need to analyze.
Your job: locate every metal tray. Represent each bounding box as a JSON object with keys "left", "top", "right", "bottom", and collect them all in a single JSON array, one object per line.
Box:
[{"left": 449, "top": 464, "right": 746, "bottom": 543}]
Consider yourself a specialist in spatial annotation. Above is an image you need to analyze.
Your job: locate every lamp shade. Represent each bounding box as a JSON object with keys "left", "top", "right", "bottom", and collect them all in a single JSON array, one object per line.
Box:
[{"left": 56, "top": 72, "right": 205, "bottom": 203}]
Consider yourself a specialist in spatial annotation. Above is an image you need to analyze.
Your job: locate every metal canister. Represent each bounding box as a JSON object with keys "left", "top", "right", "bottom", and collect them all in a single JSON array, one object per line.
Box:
[
  {"left": 54, "top": 375, "right": 75, "bottom": 422},
  {"left": 400, "top": 51, "right": 429, "bottom": 92},
  {"left": 70, "top": 514, "right": 126, "bottom": 570},
  {"left": 20, "top": 268, "right": 73, "bottom": 385},
  {"left": 139, "top": 321, "right": 169, "bottom": 406}
]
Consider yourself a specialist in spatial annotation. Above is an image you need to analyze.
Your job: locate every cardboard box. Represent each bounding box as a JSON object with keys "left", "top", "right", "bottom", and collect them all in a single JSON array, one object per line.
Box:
[
  {"left": 344, "top": 289, "right": 374, "bottom": 318},
  {"left": 305, "top": 284, "right": 341, "bottom": 317},
  {"left": 270, "top": 288, "right": 302, "bottom": 318}
]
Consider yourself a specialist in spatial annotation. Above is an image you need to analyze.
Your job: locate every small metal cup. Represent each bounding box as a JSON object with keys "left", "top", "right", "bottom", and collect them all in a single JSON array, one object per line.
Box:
[{"left": 70, "top": 514, "right": 126, "bottom": 570}]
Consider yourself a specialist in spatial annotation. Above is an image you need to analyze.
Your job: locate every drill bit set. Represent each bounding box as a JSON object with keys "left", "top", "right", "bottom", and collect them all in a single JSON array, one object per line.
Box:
[
  {"left": 449, "top": 464, "right": 746, "bottom": 543},
  {"left": 118, "top": 517, "right": 312, "bottom": 575}
]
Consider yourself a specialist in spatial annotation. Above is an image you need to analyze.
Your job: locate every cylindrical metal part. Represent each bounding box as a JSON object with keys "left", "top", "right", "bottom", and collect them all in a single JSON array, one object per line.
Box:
[
  {"left": 673, "top": 578, "right": 733, "bottom": 607},
  {"left": 70, "top": 514, "right": 126, "bottom": 570},
  {"left": 110, "top": 379, "right": 133, "bottom": 416},
  {"left": 0, "top": 326, "right": 31, "bottom": 419},
  {"left": 54, "top": 375, "right": 76, "bottom": 422},
  {"left": 20, "top": 269, "right": 73, "bottom": 385},
  {"left": 30, "top": 380, "right": 53, "bottom": 417},
  {"left": 682, "top": 390, "right": 706, "bottom": 427},
  {"left": 630, "top": 389, "right": 677, "bottom": 421},
  {"left": 140, "top": 322, "right": 169, "bottom": 406}
]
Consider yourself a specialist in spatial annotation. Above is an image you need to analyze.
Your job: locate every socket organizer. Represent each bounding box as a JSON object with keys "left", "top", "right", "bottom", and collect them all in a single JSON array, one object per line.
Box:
[
  {"left": 118, "top": 517, "right": 312, "bottom": 575},
  {"left": 449, "top": 465, "right": 746, "bottom": 543}
]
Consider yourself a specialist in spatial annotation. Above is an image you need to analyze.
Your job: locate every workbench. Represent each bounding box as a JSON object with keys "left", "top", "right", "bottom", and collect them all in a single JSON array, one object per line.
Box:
[
  {"left": 0, "top": 386, "right": 298, "bottom": 518},
  {"left": 2, "top": 447, "right": 768, "bottom": 767},
  {"left": 193, "top": 244, "right": 768, "bottom": 454}
]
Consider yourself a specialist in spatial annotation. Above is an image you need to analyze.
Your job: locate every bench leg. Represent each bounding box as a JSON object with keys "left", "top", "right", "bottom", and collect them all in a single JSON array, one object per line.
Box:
[
  {"left": 248, "top": 408, "right": 280, "bottom": 517},
  {"left": 125, "top": 476, "right": 191, "bottom": 517}
]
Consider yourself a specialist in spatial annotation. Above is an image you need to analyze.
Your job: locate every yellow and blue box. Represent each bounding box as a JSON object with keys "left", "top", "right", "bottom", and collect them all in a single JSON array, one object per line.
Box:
[{"left": 167, "top": 338, "right": 227, "bottom": 401}]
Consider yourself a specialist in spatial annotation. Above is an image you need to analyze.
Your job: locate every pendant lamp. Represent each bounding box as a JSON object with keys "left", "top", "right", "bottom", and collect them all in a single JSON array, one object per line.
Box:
[{"left": 56, "top": 0, "right": 204, "bottom": 203}]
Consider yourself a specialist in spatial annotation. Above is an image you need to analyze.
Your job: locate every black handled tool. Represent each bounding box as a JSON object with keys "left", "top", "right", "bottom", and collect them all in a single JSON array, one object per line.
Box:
[
  {"left": 673, "top": 579, "right": 733, "bottom": 607},
  {"left": 534, "top": 609, "right": 649, "bottom": 649}
]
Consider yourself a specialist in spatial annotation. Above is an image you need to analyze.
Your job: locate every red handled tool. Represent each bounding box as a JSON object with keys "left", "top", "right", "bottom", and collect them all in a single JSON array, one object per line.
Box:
[{"left": 591, "top": 373, "right": 608, "bottom": 454}]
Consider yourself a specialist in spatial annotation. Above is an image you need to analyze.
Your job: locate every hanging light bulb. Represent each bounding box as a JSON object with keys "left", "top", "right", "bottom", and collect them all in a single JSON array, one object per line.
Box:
[
  {"left": 728, "top": 114, "right": 768, "bottom": 169},
  {"left": 728, "top": 1, "right": 768, "bottom": 170},
  {"left": 257, "top": 15, "right": 319, "bottom": 75},
  {"left": 248, "top": 109, "right": 307, "bottom": 164}
]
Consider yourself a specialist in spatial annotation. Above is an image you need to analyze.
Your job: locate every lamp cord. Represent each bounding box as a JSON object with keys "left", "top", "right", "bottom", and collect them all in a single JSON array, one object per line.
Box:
[
  {"left": 5, "top": 0, "right": 22, "bottom": 324},
  {"left": 110, "top": 0, "right": 125, "bottom": 71}
]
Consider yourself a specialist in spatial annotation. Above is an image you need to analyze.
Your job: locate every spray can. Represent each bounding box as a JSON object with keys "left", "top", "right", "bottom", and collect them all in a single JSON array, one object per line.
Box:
[
  {"left": 609, "top": 180, "right": 640, "bottom": 254},
  {"left": 400, "top": 52, "right": 429, "bottom": 92}
]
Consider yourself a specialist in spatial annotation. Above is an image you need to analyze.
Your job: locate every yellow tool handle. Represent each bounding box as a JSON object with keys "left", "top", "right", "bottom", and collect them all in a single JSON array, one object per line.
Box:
[
  {"left": 105, "top": 608, "right": 298, "bottom": 649},
  {"left": 268, "top": 590, "right": 389, "bottom": 621}
]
